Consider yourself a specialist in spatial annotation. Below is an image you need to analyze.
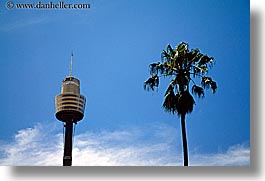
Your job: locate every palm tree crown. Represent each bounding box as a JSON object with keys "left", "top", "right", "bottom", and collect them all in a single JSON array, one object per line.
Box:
[{"left": 144, "top": 42, "right": 217, "bottom": 115}]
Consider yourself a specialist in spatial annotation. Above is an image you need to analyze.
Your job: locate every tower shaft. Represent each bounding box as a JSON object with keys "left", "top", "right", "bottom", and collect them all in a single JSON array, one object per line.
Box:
[{"left": 63, "top": 120, "right": 73, "bottom": 166}]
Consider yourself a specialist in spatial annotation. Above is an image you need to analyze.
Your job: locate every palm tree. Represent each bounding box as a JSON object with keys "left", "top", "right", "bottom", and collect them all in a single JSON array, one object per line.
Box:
[{"left": 144, "top": 42, "right": 217, "bottom": 166}]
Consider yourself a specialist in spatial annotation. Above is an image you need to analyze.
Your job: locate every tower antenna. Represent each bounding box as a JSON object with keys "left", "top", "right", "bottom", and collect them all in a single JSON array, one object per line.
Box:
[{"left": 70, "top": 52, "right": 73, "bottom": 77}]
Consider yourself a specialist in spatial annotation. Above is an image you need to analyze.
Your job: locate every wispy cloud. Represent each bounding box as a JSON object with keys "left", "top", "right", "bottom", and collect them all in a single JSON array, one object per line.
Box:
[
  {"left": 190, "top": 144, "right": 250, "bottom": 166},
  {"left": 0, "top": 17, "right": 49, "bottom": 32},
  {"left": 0, "top": 123, "right": 250, "bottom": 166}
]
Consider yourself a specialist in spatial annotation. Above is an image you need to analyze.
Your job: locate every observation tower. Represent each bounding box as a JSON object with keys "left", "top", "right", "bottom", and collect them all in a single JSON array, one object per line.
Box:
[{"left": 55, "top": 53, "right": 86, "bottom": 166}]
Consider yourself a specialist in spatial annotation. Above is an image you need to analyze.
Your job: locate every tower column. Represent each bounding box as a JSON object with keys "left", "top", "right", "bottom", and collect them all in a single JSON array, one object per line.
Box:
[{"left": 63, "top": 120, "right": 73, "bottom": 166}]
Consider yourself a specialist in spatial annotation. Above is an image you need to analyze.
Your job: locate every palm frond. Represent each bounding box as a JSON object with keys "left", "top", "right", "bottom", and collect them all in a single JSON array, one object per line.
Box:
[
  {"left": 201, "top": 76, "right": 217, "bottom": 93},
  {"left": 166, "top": 44, "right": 175, "bottom": 57},
  {"left": 176, "top": 42, "right": 189, "bottom": 54},
  {"left": 192, "top": 85, "right": 205, "bottom": 98},
  {"left": 161, "top": 50, "right": 172, "bottom": 62},
  {"left": 164, "top": 80, "right": 176, "bottom": 96},
  {"left": 201, "top": 76, "right": 212, "bottom": 89},
  {"left": 210, "top": 81, "right": 217, "bottom": 93},
  {"left": 149, "top": 62, "right": 167, "bottom": 75},
  {"left": 163, "top": 89, "right": 178, "bottom": 114},
  {"left": 193, "top": 65, "right": 208, "bottom": 75},
  {"left": 177, "top": 91, "right": 195, "bottom": 115},
  {"left": 163, "top": 90, "right": 195, "bottom": 116},
  {"left": 198, "top": 55, "right": 214, "bottom": 67},
  {"left": 188, "top": 49, "right": 201, "bottom": 63},
  {"left": 144, "top": 75, "right": 159, "bottom": 91}
]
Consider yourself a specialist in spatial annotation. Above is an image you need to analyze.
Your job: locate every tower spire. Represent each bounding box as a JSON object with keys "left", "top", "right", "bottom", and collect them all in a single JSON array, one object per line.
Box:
[{"left": 70, "top": 52, "right": 73, "bottom": 77}]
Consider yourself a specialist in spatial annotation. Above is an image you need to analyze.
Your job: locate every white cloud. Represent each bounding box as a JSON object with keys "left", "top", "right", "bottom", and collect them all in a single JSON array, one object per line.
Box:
[
  {"left": 0, "top": 17, "right": 49, "bottom": 32},
  {"left": 190, "top": 144, "right": 250, "bottom": 166},
  {"left": 0, "top": 123, "right": 250, "bottom": 166}
]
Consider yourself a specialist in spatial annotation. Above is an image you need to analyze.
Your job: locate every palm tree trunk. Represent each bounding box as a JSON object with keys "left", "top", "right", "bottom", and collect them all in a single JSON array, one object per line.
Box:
[{"left": 181, "top": 113, "right": 188, "bottom": 166}]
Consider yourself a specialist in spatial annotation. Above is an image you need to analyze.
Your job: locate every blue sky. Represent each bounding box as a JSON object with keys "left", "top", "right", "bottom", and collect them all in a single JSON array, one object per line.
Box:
[{"left": 0, "top": 0, "right": 250, "bottom": 166}]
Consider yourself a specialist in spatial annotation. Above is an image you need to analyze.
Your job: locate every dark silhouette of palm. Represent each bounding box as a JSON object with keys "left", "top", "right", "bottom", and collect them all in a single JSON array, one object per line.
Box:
[{"left": 144, "top": 42, "right": 217, "bottom": 166}]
